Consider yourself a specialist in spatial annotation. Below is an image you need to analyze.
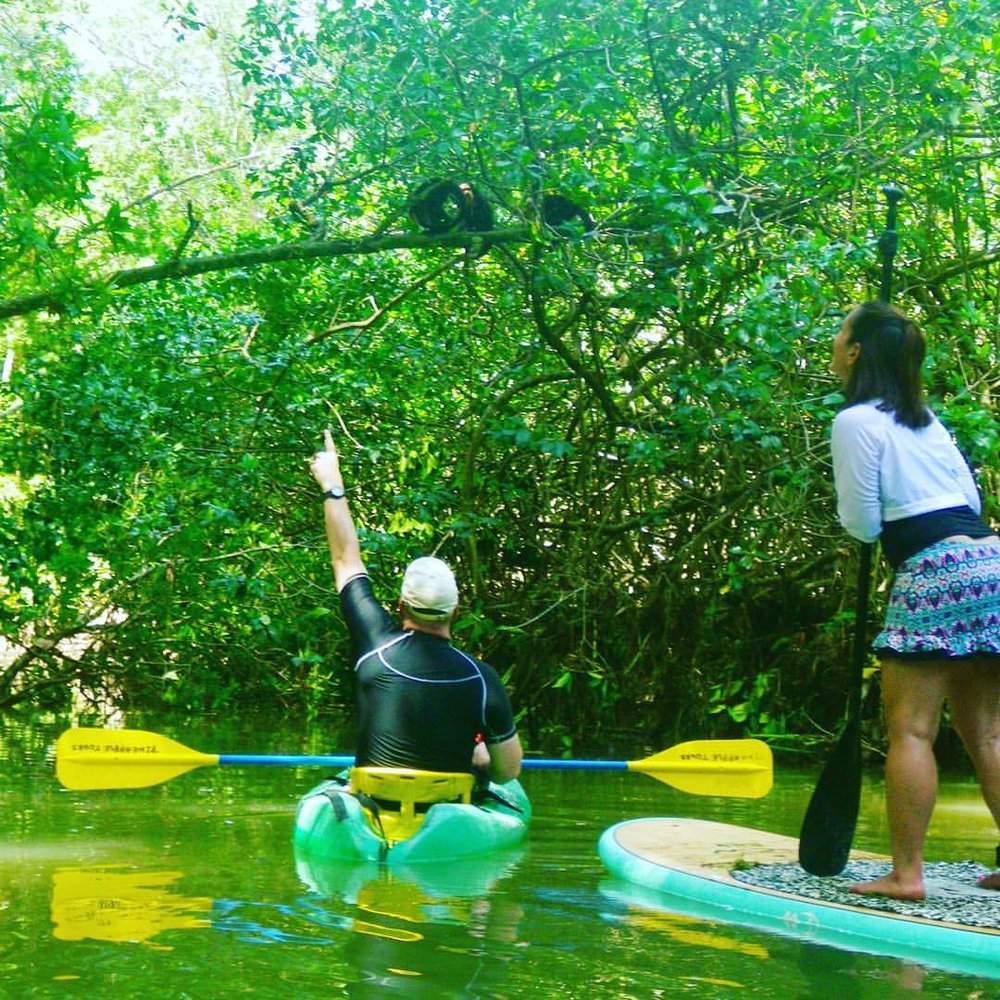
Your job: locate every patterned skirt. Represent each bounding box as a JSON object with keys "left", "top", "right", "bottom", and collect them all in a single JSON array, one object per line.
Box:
[{"left": 873, "top": 538, "right": 1000, "bottom": 660}]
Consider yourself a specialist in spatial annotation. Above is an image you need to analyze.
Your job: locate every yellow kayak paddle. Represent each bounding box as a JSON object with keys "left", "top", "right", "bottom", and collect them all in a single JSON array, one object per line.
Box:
[{"left": 55, "top": 728, "right": 773, "bottom": 798}]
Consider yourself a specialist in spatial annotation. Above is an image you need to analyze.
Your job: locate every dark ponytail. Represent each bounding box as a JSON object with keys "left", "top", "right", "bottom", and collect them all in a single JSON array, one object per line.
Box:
[{"left": 843, "top": 301, "right": 931, "bottom": 429}]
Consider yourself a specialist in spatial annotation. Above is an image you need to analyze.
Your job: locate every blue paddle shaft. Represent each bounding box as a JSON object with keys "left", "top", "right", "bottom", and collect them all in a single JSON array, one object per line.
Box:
[
  {"left": 519, "top": 759, "right": 627, "bottom": 771},
  {"left": 218, "top": 754, "right": 354, "bottom": 767},
  {"left": 216, "top": 754, "right": 628, "bottom": 770}
]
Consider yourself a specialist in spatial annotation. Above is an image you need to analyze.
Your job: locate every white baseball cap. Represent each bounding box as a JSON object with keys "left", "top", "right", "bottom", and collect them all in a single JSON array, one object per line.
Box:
[{"left": 400, "top": 557, "right": 459, "bottom": 621}]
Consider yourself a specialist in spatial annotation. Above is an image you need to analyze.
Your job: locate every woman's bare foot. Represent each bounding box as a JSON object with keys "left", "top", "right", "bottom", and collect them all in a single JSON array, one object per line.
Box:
[
  {"left": 850, "top": 873, "right": 925, "bottom": 900},
  {"left": 978, "top": 872, "right": 1000, "bottom": 890}
]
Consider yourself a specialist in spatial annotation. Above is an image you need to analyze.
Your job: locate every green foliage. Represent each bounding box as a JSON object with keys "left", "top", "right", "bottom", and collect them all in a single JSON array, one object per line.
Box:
[
  {"left": 0, "top": 8, "right": 95, "bottom": 282},
  {"left": 0, "top": 0, "right": 997, "bottom": 761}
]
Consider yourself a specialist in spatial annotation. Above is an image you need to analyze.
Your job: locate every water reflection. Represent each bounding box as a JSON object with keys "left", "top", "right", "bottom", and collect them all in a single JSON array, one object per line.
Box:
[
  {"left": 295, "top": 845, "right": 524, "bottom": 912},
  {"left": 595, "top": 880, "right": 772, "bottom": 992},
  {"left": 600, "top": 888, "right": 770, "bottom": 960},
  {"left": 50, "top": 867, "right": 211, "bottom": 947},
  {"left": 46, "top": 845, "right": 526, "bottom": 984},
  {"left": 291, "top": 847, "right": 526, "bottom": 995}
]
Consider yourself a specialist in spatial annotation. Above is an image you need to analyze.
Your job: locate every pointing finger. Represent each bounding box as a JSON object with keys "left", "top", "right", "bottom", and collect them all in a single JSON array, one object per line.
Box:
[{"left": 324, "top": 428, "right": 335, "bottom": 452}]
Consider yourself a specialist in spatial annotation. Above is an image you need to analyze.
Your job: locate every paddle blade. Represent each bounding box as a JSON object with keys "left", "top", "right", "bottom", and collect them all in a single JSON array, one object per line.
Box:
[
  {"left": 798, "top": 716, "right": 862, "bottom": 875},
  {"left": 56, "top": 728, "right": 219, "bottom": 790},
  {"left": 628, "top": 739, "right": 773, "bottom": 798}
]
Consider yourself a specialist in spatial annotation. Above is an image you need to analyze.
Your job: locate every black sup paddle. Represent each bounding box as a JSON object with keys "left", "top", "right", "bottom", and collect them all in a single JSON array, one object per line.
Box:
[
  {"left": 798, "top": 183, "right": 903, "bottom": 876},
  {"left": 798, "top": 542, "right": 871, "bottom": 874}
]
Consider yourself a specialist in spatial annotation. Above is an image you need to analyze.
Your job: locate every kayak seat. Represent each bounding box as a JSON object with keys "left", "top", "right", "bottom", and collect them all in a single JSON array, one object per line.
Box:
[{"left": 349, "top": 767, "right": 475, "bottom": 843}]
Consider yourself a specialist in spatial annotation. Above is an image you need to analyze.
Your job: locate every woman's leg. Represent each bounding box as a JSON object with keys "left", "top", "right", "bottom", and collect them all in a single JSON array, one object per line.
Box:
[
  {"left": 851, "top": 657, "right": 948, "bottom": 900},
  {"left": 947, "top": 657, "right": 1000, "bottom": 887}
]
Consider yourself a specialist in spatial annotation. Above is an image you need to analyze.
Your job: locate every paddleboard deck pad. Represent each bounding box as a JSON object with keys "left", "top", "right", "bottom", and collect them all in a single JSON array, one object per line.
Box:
[{"left": 598, "top": 817, "right": 1000, "bottom": 979}]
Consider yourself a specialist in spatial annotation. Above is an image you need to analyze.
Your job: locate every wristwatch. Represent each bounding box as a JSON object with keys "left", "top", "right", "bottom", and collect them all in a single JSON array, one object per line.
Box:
[{"left": 322, "top": 487, "right": 346, "bottom": 501}]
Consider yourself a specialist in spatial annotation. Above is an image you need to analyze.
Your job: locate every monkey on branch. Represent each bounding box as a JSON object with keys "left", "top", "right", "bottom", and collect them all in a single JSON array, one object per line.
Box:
[
  {"left": 406, "top": 179, "right": 596, "bottom": 256},
  {"left": 407, "top": 178, "right": 495, "bottom": 258},
  {"left": 540, "top": 194, "right": 595, "bottom": 234}
]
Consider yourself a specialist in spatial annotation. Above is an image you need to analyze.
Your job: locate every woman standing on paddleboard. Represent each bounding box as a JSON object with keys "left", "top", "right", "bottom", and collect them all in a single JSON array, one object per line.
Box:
[{"left": 830, "top": 300, "right": 1000, "bottom": 898}]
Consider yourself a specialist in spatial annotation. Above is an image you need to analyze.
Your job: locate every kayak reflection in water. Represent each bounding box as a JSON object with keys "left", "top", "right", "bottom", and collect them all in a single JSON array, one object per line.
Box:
[
  {"left": 829, "top": 302, "right": 1000, "bottom": 898},
  {"left": 309, "top": 427, "right": 523, "bottom": 784}
]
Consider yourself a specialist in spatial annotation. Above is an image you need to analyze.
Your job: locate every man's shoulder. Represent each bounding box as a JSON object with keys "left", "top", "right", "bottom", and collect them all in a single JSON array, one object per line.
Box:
[
  {"left": 340, "top": 572, "right": 373, "bottom": 596},
  {"left": 451, "top": 643, "right": 503, "bottom": 679},
  {"left": 341, "top": 574, "right": 392, "bottom": 611},
  {"left": 340, "top": 575, "right": 399, "bottom": 648}
]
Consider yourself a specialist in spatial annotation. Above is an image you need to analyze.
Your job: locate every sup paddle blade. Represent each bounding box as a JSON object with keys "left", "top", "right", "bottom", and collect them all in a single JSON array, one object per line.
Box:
[
  {"left": 56, "top": 728, "right": 219, "bottom": 790},
  {"left": 628, "top": 738, "right": 773, "bottom": 798},
  {"left": 799, "top": 540, "right": 872, "bottom": 875},
  {"left": 798, "top": 716, "right": 862, "bottom": 875}
]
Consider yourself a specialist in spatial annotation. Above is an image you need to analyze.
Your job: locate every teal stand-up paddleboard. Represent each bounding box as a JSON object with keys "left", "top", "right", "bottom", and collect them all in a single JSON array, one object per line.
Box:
[{"left": 599, "top": 817, "right": 1000, "bottom": 979}]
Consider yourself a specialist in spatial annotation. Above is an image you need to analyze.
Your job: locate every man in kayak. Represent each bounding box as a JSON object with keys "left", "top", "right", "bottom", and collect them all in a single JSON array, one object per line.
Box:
[{"left": 309, "top": 428, "right": 523, "bottom": 784}]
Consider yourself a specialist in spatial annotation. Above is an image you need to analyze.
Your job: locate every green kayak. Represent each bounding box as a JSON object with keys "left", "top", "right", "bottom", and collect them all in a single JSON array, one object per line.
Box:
[{"left": 293, "top": 768, "right": 531, "bottom": 864}]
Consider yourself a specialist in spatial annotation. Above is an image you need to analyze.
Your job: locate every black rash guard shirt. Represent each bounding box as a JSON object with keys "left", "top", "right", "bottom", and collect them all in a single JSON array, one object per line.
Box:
[{"left": 339, "top": 574, "right": 517, "bottom": 772}]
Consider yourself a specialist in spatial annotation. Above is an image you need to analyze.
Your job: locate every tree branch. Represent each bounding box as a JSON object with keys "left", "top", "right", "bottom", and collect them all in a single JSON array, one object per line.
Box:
[{"left": 0, "top": 227, "right": 532, "bottom": 322}]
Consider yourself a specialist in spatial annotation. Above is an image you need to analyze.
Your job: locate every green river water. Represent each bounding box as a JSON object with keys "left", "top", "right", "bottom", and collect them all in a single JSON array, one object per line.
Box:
[{"left": 2, "top": 714, "right": 998, "bottom": 998}]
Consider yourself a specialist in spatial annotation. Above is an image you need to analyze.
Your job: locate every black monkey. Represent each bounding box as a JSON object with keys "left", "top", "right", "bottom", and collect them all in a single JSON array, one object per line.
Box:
[
  {"left": 456, "top": 181, "right": 494, "bottom": 232},
  {"left": 408, "top": 178, "right": 495, "bottom": 234},
  {"left": 541, "top": 194, "right": 595, "bottom": 233}
]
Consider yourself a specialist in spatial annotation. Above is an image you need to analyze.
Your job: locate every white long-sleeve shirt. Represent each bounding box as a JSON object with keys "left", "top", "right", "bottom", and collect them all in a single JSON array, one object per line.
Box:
[{"left": 831, "top": 401, "right": 980, "bottom": 543}]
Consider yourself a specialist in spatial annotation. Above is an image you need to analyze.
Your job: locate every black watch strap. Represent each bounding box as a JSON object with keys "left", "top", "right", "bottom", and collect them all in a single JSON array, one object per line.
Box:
[{"left": 322, "top": 487, "right": 346, "bottom": 501}]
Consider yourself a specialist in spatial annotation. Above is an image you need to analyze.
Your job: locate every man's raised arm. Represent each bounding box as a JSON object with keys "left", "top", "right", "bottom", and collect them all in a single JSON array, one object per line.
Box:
[{"left": 309, "top": 428, "right": 367, "bottom": 591}]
